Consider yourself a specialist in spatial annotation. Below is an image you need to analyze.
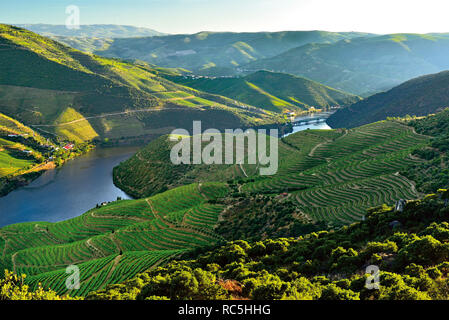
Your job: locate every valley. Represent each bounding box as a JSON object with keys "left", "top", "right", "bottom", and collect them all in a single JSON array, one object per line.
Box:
[
  {"left": 0, "top": 24, "right": 284, "bottom": 144},
  {"left": 165, "top": 71, "right": 360, "bottom": 114},
  {"left": 1, "top": 17, "right": 449, "bottom": 302},
  {"left": 39, "top": 28, "right": 449, "bottom": 96},
  {"left": 0, "top": 113, "right": 331, "bottom": 227},
  {"left": 0, "top": 115, "right": 436, "bottom": 297}
]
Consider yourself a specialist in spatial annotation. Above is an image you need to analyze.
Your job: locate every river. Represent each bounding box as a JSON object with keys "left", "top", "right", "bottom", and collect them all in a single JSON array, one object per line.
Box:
[
  {"left": 0, "top": 146, "right": 140, "bottom": 227},
  {"left": 0, "top": 113, "right": 332, "bottom": 227}
]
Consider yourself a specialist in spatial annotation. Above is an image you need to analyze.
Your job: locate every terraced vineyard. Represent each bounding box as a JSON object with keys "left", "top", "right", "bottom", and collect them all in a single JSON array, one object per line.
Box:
[
  {"left": 0, "top": 182, "right": 229, "bottom": 296},
  {"left": 26, "top": 250, "right": 181, "bottom": 297},
  {"left": 0, "top": 119, "right": 433, "bottom": 297},
  {"left": 242, "top": 121, "right": 430, "bottom": 225}
]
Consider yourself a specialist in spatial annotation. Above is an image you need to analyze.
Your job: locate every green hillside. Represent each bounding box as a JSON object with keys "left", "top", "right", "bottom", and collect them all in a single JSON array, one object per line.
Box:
[
  {"left": 90, "top": 31, "right": 372, "bottom": 76},
  {"left": 2, "top": 108, "right": 448, "bottom": 299},
  {"left": 0, "top": 24, "right": 282, "bottom": 143},
  {"left": 7, "top": 188, "right": 449, "bottom": 300},
  {"left": 247, "top": 33, "right": 449, "bottom": 95},
  {"left": 403, "top": 109, "right": 449, "bottom": 193},
  {"left": 16, "top": 24, "right": 167, "bottom": 55},
  {"left": 0, "top": 113, "right": 41, "bottom": 176},
  {"left": 48, "top": 37, "right": 114, "bottom": 54},
  {"left": 242, "top": 121, "right": 429, "bottom": 225},
  {"left": 115, "top": 120, "right": 430, "bottom": 226},
  {"left": 114, "top": 131, "right": 296, "bottom": 198},
  {"left": 113, "top": 134, "right": 240, "bottom": 198},
  {"left": 327, "top": 71, "right": 449, "bottom": 129},
  {"left": 0, "top": 182, "right": 230, "bottom": 296},
  {"left": 0, "top": 111, "right": 92, "bottom": 196},
  {"left": 88, "top": 190, "right": 449, "bottom": 300},
  {"left": 0, "top": 112, "right": 49, "bottom": 195},
  {"left": 0, "top": 113, "right": 440, "bottom": 296},
  {"left": 167, "top": 70, "right": 361, "bottom": 113},
  {"left": 16, "top": 24, "right": 166, "bottom": 38}
]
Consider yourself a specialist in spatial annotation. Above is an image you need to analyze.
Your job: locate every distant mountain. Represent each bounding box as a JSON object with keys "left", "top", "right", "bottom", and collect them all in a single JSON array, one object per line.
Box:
[
  {"left": 48, "top": 36, "right": 114, "bottom": 53},
  {"left": 327, "top": 70, "right": 449, "bottom": 128},
  {"left": 247, "top": 33, "right": 449, "bottom": 95},
  {"left": 15, "top": 24, "right": 166, "bottom": 38},
  {"left": 14, "top": 24, "right": 166, "bottom": 53},
  {"left": 167, "top": 70, "right": 361, "bottom": 113},
  {"left": 0, "top": 24, "right": 280, "bottom": 143},
  {"left": 90, "top": 31, "right": 372, "bottom": 76}
]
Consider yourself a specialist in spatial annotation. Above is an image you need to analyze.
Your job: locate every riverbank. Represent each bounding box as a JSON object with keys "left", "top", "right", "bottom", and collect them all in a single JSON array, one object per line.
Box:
[
  {"left": 0, "top": 162, "right": 57, "bottom": 197},
  {"left": 0, "top": 142, "right": 93, "bottom": 197},
  {"left": 0, "top": 113, "right": 334, "bottom": 226},
  {"left": 0, "top": 130, "right": 169, "bottom": 199},
  {"left": 0, "top": 146, "right": 140, "bottom": 227}
]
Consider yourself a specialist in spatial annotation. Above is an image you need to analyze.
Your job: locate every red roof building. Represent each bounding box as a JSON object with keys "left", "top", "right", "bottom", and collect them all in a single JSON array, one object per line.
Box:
[{"left": 63, "top": 144, "right": 74, "bottom": 150}]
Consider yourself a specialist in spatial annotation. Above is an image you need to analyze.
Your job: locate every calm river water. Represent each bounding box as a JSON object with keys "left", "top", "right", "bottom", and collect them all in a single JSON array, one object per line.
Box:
[
  {"left": 0, "top": 146, "right": 140, "bottom": 227},
  {"left": 0, "top": 113, "right": 332, "bottom": 227}
]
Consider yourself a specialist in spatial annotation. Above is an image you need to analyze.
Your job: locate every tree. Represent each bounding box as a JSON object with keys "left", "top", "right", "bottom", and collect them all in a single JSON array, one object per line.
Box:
[
  {"left": 0, "top": 270, "right": 76, "bottom": 300},
  {"left": 319, "top": 284, "right": 359, "bottom": 300}
]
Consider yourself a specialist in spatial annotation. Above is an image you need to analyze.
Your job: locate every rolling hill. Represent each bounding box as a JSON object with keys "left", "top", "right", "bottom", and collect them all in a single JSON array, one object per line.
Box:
[
  {"left": 4, "top": 106, "right": 449, "bottom": 297},
  {"left": 16, "top": 24, "right": 166, "bottom": 38},
  {"left": 327, "top": 70, "right": 449, "bottom": 129},
  {"left": 247, "top": 33, "right": 449, "bottom": 95},
  {"left": 113, "top": 131, "right": 297, "bottom": 198},
  {"left": 0, "top": 24, "right": 282, "bottom": 143},
  {"left": 88, "top": 31, "right": 372, "bottom": 76},
  {"left": 166, "top": 70, "right": 361, "bottom": 113},
  {"left": 4, "top": 23, "right": 449, "bottom": 301},
  {"left": 0, "top": 116, "right": 436, "bottom": 297},
  {"left": 117, "top": 120, "right": 429, "bottom": 224},
  {"left": 15, "top": 24, "right": 167, "bottom": 54},
  {"left": 0, "top": 182, "right": 231, "bottom": 296},
  {"left": 0, "top": 111, "right": 93, "bottom": 196},
  {"left": 0, "top": 112, "right": 48, "bottom": 195},
  {"left": 88, "top": 191, "right": 449, "bottom": 300}
]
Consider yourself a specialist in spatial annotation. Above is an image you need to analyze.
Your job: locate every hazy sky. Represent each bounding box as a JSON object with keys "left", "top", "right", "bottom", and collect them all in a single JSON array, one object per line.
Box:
[{"left": 1, "top": 0, "right": 449, "bottom": 34}]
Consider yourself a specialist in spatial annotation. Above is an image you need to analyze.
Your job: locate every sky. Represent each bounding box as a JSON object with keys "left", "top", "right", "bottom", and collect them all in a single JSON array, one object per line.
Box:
[{"left": 1, "top": 0, "right": 449, "bottom": 34}]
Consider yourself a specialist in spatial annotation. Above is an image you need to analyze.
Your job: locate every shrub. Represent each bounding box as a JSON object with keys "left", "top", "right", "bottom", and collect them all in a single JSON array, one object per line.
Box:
[{"left": 319, "top": 284, "right": 359, "bottom": 300}]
